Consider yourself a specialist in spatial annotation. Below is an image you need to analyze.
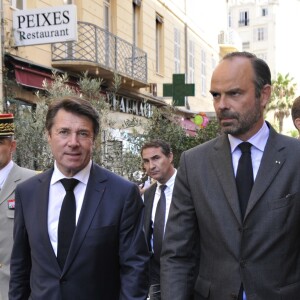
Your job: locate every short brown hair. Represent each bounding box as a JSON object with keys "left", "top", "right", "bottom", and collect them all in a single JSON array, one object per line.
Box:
[
  {"left": 46, "top": 96, "right": 100, "bottom": 138},
  {"left": 292, "top": 96, "right": 300, "bottom": 126},
  {"left": 223, "top": 51, "right": 271, "bottom": 99},
  {"left": 141, "top": 139, "right": 172, "bottom": 158}
]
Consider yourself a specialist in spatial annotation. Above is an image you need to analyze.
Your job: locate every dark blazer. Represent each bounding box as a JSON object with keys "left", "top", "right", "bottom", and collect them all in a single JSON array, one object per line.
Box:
[
  {"left": 143, "top": 183, "right": 160, "bottom": 287},
  {"left": 161, "top": 125, "right": 300, "bottom": 300},
  {"left": 9, "top": 163, "right": 150, "bottom": 300},
  {"left": 143, "top": 183, "right": 157, "bottom": 252}
]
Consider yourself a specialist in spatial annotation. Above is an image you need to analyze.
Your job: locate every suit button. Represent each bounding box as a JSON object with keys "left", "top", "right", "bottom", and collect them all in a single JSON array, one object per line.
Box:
[
  {"left": 230, "top": 293, "right": 238, "bottom": 299},
  {"left": 240, "top": 260, "right": 246, "bottom": 268},
  {"left": 238, "top": 226, "right": 248, "bottom": 233}
]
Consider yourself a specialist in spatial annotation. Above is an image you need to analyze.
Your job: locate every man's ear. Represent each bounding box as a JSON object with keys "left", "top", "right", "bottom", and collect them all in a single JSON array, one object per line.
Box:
[
  {"left": 295, "top": 118, "right": 300, "bottom": 132},
  {"left": 11, "top": 139, "right": 17, "bottom": 153},
  {"left": 46, "top": 130, "right": 51, "bottom": 143},
  {"left": 169, "top": 152, "right": 174, "bottom": 164},
  {"left": 260, "top": 84, "right": 272, "bottom": 108}
]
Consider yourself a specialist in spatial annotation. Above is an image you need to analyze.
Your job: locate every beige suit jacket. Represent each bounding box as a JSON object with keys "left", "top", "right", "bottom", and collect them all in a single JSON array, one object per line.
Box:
[{"left": 0, "top": 163, "right": 36, "bottom": 300}]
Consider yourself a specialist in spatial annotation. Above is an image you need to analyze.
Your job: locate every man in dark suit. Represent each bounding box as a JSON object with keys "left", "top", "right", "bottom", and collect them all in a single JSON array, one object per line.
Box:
[
  {"left": 161, "top": 51, "right": 300, "bottom": 299},
  {"left": 9, "top": 96, "right": 149, "bottom": 300},
  {"left": 141, "top": 140, "right": 176, "bottom": 300}
]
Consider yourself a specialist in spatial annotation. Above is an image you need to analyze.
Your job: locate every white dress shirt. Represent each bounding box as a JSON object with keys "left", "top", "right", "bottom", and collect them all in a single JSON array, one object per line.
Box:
[
  {"left": 0, "top": 160, "right": 13, "bottom": 190},
  {"left": 48, "top": 160, "right": 92, "bottom": 255},
  {"left": 151, "top": 170, "right": 177, "bottom": 241}
]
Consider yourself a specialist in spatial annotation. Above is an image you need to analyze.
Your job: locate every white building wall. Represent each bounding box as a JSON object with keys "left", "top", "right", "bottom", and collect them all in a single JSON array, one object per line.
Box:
[{"left": 228, "top": 0, "right": 300, "bottom": 135}]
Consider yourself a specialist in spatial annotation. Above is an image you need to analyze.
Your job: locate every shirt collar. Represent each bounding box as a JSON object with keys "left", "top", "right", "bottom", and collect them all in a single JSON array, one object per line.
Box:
[
  {"left": 228, "top": 121, "right": 270, "bottom": 153},
  {"left": 157, "top": 169, "right": 177, "bottom": 190},
  {"left": 51, "top": 160, "right": 92, "bottom": 185},
  {"left": 0, "top": 160, "right": 14, "bottom": 184}
]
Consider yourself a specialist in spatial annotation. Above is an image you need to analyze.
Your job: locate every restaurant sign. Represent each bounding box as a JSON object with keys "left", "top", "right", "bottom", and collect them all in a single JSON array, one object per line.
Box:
[{"left": 13, "top": 5, "right": 77, "bottom": 46}]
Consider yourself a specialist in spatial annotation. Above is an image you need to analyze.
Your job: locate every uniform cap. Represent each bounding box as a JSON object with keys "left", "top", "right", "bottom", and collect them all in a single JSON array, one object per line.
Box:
[{"left": 0, "top": 114, "right": 14, "bottom": 137}]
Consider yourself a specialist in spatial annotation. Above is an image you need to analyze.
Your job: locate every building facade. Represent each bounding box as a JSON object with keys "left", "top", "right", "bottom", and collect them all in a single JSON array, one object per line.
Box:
[
  {"left": 228, "top": 0, "right": 300, "bottom": 134},
  {"left": 0, "top": 0, "right": 244, "bottom": 165},
  {"left": 1, "top": 0, "right": 239, "bottom": 113},
  {"left": 228, "top": 0, "right": 300, "bottom": 91}
]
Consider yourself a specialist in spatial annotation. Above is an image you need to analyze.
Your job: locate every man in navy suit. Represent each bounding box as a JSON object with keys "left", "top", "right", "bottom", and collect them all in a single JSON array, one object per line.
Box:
[{"left": 9, "top": 96, "right": 149, "bottom": 300}]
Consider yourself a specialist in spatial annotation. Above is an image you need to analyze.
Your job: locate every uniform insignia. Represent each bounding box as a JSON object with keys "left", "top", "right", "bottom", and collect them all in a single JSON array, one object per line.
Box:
[{"left": 8, "top": 199, "right": 15, "bottom": 209}]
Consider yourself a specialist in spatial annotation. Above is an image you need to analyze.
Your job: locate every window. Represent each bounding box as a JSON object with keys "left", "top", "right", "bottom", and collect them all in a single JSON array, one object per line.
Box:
[
  {"left": 156, "top": 13, "right": 163, "bottom": 74},
  {"left": 104, "top": 0, "right": 111, "bottom": 31},
  {"left": 104, "top": 0, "right": 111, "bottom": 67},
  {"left": 262, "top": 7, "right": 268, "bottom": 16},
  {"left": 257, "top": 53, "right": 267, "bottom": 62},
  {"left": 201, "top": 50, "right": 206, "bottom": 96},
  {"left": 133, "top": 1, "right": 142, "bottom": 47},
  {"left": 188, "top": 40, "right": 195, "bottom": 83},
  {"left": 133, "top": 0, "right": 141, "bottom": 6},
  {"left": 63, "top": 0, "right": 75, "bottom": 59},
  {"left": 102, "top": 139, "right": 123, "bottom": 175},
  {"left": 255, "top": 27, "right": 267, "bottom": 41},
  {"left": 212, "top": 56, "right": 216, "bottom": 71},
  {"left": 11, "top": 0, "right": 25, "bottom": 9},
  {"left": 239, "top": 11, "right": 249, "bottom": 26},
  {"left": 133, "top": 3, "right": 139, "bottom": 46},
  {"left": 242, "top": 41, "right": 250, "bottom": 49},
  {"left": 174, "top": 28, "right": 181, "bottom": 73},
  {"left": 228, "top": 12, "right": 232, "bottom": 28}
]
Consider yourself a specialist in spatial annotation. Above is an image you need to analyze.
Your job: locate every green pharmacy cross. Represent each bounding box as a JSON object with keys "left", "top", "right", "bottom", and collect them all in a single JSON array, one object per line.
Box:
[{"left": 163, "top": 74, "right": 195, "bottom": 106}]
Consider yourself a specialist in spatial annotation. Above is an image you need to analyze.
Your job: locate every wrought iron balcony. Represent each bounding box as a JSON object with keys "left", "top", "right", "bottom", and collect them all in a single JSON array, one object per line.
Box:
[
  {"left": 238, "top": 19, "right": 250, "bottom": 26},
  {"left": 51, "top": 21, "right": 147, "bottom": 87}
]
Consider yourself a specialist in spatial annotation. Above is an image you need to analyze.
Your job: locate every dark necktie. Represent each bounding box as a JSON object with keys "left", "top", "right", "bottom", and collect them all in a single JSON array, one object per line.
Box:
[
  {"left": 57, "top": 178, "right": 79, "bottom": 269},
  {"left": 236, "top": 142, "right": 253, "bottom": 219},
  {"left": 153, "top": 184, "right": 167, "bottom": 262}
]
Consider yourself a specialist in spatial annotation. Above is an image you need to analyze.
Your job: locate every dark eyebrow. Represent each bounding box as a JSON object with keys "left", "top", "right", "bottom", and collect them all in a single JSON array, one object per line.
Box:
[
  {"left": 227, "top": 88, "right": 243, "bottom": 94},
  {"left": 209, "top": 90, "right": 218, "bottom": 94},
  {"left": 209, "top": 90, "right": 220, "bottom": 97},
  {"left": 143, "top": 154, "right": 161, "bottom": 161}
]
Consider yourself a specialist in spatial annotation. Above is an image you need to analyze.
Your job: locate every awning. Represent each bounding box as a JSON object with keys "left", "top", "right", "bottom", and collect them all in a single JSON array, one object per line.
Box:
[
  {"left": 5, "top": 54, "right": 79, "bottom": 90},
  {"left": 180, "top": 119, "right": 198, "bottom": 136},
  {"left": 14, "top": 64, "right": 52, "bottom": 89}
]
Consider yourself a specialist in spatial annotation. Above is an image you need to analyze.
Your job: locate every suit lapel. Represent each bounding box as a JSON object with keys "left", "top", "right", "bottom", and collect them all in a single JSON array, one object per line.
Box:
[
  {"left": 37, "top": 169, "right": 61, "bottom": 271},
  {"left": 143, "top": 183, "right": 157, "bottom": 249},
  {"left": 211, "top": 135, "right": 242, "bottom": 223},
  {"left": 63, "top": 164, "right": 107, "bottom": 273},
  {"left": 0, "top": 163, "right": 20, "bottom": 204},
  {"left": 244, "top": 127, "right": 286, "bottom": 219}
]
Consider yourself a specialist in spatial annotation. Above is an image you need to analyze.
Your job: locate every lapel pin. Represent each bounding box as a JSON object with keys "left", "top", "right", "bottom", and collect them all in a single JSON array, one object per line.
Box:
[{"left": 275, "top": 160, "right": 281, "bottom": 164}]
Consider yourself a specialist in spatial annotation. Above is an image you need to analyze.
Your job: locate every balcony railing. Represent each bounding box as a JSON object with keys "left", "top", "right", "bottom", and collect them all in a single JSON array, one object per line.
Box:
[
  {"left": 51, "top": 21, "right": 147, "bottom": 84},
  {"left": 238, "top": 19, "right": 250, "bottom": 26}
]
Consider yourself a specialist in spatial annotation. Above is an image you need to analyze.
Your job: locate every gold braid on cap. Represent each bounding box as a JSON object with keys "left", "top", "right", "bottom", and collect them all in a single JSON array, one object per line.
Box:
[
  {"left": 0, "top": 123, "right": 14, "bottom": 136},
  {"left": 0, "top": 113, "right": 14, "bottom": 136}
]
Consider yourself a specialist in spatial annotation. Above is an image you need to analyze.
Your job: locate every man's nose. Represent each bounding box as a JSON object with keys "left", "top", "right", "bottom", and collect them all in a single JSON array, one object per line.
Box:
[
  {"left": 149, "top": 161, "right": 156, "bottom": 169},
  {"left": 218, "top": 95, "right": 230, "bottom": 110},
  {"left": 67, "top": 133, "right": 80, "bottom": 145}
]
